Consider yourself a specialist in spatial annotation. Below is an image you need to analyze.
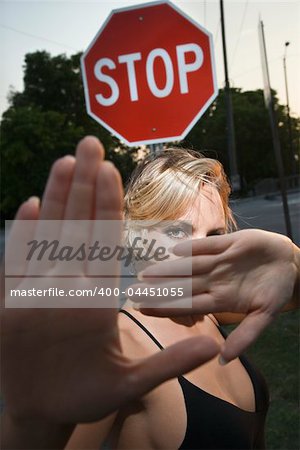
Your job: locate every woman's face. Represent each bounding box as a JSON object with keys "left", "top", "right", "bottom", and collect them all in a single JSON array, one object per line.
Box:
[
  {"left": 133, "top": 184, "right": 226, "bottom": 271},
  {"left": 151, "top": 183, "right": 225, "bottom": 242}
]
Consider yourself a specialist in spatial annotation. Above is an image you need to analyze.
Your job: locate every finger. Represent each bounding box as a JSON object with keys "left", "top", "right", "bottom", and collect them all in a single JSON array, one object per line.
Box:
[
  {"left": 138, "top": 305, "right": 195, "bottom": 317},
  {"left": 86, "top": 161, "right": 124, "bottom": 306},
  {"left": 139, "top": 258, "right": 192, "bottom": 280},
  {"left": 25, "top": 156, "right": 76, "bottom": 277},
  {"left": 135, "top": 292, "right": 216, "bottom": 316},
  {"left": 95, "top": 161, "right": 123, "bottom": 221},
  {"left": 2, "top": 197, "right": 40, "bottom": 305},
  {"left": 64, "top": 136, "right": 104, "bottom": 220},
  {"left": 39, "top": 155, "right": 76, "bottom": 220},
  {"left": 4, "top": 197, "right": 40, "bottom": 276},
  {"left": 139, "top": 255, "right": 217, "bottom": 282},
  {"left": 127, "top": 277, "right": 207, "bottom": 305},
  {"left": 15, "top": 196, "right": 40, "bottom": 221},
  {"left": 172, "top": 234, "right": 235, "bottom": 257},
  {"left": 49, "top": 137, "right": 105, "bottom": 279},
  {"left": 140, "top": 254, "right": 218, "bottom": 281},
  {"left": 125, "top": 336, "right": 220, "bottom": 401},
  {"left": 219, "top": 311, "right": 274, "bottom": 363}
]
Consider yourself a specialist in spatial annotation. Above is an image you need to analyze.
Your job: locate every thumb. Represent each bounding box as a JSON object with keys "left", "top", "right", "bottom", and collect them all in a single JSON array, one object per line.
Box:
[
  {"left": 219, "top": 312, "right": 273, "bottom": 364},
  {"left": 126, "top": 336, "right": 220, "bottom": 401}
]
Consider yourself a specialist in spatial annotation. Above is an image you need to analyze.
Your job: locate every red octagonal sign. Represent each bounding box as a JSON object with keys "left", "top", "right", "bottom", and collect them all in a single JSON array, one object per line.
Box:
[{"left": 81, "top": 1, "right": 218, "bottom": 146}]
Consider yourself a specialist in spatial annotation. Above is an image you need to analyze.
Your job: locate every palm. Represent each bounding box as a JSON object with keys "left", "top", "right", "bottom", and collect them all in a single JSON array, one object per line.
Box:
[
  {"left": 3, "top": 307, "right": 127, "bottom": 422},
  {"left": 197, "top": 230, "right": 296, "bottom": 314},
  {"left": 2, "top": 136, "right": 125, "bottom": 422}
]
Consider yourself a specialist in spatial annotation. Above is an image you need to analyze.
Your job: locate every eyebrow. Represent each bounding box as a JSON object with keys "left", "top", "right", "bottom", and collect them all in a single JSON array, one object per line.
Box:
[{"left": 166, "top": 220, "right": 193, "bottom": 231}]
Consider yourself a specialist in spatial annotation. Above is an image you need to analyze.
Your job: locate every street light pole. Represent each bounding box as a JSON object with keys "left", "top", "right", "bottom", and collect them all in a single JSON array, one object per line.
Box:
[
  {"left": 283, "top": 42, "right": 295, "bottom": 174},
  {"left": 220, "top": 0, "right": 240, "bottom": 191}
]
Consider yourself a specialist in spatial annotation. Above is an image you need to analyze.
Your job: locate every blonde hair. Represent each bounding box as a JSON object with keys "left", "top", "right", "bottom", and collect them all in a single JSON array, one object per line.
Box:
[{"left": 124, "top": 148, "right": 236, "bottom": 234}]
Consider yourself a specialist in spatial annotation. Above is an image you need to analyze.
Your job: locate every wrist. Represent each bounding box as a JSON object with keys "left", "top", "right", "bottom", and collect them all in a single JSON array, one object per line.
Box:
[{"left": 292, "top": 243, "right": 300, "bottom": 307}]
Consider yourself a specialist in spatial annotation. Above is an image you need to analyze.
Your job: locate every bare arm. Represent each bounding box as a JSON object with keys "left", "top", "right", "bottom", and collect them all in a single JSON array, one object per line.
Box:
[{"left": 282, "top": 242, "right": 300, "bottom": 310}]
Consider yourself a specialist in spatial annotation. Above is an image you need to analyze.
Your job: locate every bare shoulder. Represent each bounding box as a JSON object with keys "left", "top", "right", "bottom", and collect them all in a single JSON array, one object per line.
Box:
[{"left": 207, "top": 313, "right": 219, "bottom": 326}]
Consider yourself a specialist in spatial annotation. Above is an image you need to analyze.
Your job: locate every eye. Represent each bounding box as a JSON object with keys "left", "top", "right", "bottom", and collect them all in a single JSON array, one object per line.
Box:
[{"left": 165, "top": 227, "right": 190, "bottom": 240}]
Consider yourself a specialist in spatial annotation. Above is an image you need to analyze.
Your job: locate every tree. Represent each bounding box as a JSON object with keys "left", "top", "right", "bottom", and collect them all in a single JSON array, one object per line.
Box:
[
  {"left": 1, "top": 51, "right": 138, "bottom": 220},
  {"left": 182, "top": 88, "right": 299, "bottom": 192},
  {"left": 1, "top": 106, "right": 84, "bottom": 216}
]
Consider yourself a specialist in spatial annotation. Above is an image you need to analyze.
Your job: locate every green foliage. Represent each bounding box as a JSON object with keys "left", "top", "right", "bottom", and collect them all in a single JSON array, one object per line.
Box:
[
  {"left": 224, "top": 310, "right": 299, "bottom": 450},
  {"left": 1, "top": 51, "right": 138, "bottom": 220},
  {"left": 183, "top": 88, "right": 299, "bottom": 192},
  {"left": 1, "top": 105, "right": 84, "bottom": 214},
  {"left": 248, "top": 310, "right": 299, "bottom": 450}
]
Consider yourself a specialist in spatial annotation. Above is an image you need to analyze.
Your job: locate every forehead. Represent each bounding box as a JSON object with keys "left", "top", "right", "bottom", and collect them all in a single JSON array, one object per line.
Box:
[{"left": 179, "top": 184, "right": 225, "bottom": 230}]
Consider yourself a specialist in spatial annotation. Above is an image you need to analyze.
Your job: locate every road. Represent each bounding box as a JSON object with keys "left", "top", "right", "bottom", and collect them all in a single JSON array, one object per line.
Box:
[{"left": 231, "top": 190, "right": 300, "bottom": 246}]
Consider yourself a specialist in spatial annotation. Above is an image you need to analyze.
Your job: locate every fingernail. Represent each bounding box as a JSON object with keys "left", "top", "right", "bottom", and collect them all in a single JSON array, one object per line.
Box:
[
  {"left": 27, "top": 196, "right": 40, "bottom": 206},
  {"left": 137, "top": 271, "right": 145, "bottom": 281},
  {"left": 218, "top": 355, "right": 228, "bottom": 366},
  {"left": 132, "top": 303, "right": 140, "bottom": 310},
  {"left": 104, "top": 160, "right": 115, "bottom": 167}
]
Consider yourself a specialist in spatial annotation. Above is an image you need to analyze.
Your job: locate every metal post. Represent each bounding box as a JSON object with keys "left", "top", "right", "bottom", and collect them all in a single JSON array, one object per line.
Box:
[
  {"left": 258, "top": 20, "right": 293, "bottom": 240},
  {"left": 149, "top": 143, "right": 164, "bottom": 156},
  {"left": 283, "top": 42, "right": 296, "bottom": 174},
  {"left": 220, "top": 0, "right": 240, "bottom": 191}
]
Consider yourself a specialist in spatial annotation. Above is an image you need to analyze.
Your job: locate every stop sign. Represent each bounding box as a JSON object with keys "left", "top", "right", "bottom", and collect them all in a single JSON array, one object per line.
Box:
[{"left": 81, "top": 1, "right": 217, "bottom": 146}]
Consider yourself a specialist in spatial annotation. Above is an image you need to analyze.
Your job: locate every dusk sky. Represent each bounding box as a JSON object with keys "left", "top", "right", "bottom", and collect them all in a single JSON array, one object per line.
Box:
[{"left": 1, "top": 0, "right": 299, "bottom": 119}]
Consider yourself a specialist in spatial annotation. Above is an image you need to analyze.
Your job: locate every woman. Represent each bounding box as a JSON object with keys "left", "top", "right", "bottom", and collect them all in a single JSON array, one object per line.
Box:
[
  {"left": 2, "top": 137, "right": 298, "bottom": 449},
  {"left": 65, "top": 147, "right": 270, "bottom": 449}
]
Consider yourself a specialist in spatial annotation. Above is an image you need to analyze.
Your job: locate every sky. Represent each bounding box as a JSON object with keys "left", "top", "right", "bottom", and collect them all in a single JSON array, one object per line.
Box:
[{"left": 1, "top": 0, "right": 299, "bottom": 120}]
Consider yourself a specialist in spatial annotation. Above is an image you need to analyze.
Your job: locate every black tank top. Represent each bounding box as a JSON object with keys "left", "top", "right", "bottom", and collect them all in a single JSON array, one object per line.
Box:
[{"left": 120, "top": 309, "right": 269, "bottom": 450}]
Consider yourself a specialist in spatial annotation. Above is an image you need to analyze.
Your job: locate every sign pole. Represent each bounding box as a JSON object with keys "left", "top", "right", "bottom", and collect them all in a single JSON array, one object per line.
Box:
[
  {"left": 283, "top": 42, "right": 297, "bottom": 175},
  {"left": 258, "top": 19, "right": 293, "bottom": 240},
  {"left": 149, "top": 143, "right": 164, "bottom": 156},
  {"left": 220, "top": 0, "right": 240, "bottom": 192}
]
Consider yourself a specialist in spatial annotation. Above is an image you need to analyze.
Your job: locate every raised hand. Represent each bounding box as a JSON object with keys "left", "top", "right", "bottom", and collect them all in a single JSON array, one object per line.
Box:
[
  {"left": 1, "top": 137, "right": 219, "bottom": 448},
  {"left": 129, "top": 229, "right": 300, "bottom": 363}
]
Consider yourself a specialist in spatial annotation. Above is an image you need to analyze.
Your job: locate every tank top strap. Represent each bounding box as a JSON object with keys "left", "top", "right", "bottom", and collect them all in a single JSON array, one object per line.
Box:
[
  {"left": 218, "top": 324, "right": 269, "bottom": 413},
  {"left": 119, "top": 309, "right": 164, "bottom": 350}
]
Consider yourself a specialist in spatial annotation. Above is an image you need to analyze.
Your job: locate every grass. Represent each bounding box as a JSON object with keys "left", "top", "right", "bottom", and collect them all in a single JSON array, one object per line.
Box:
[{"left": 227, "top": 310, "right": 299, "bottom": 450}]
